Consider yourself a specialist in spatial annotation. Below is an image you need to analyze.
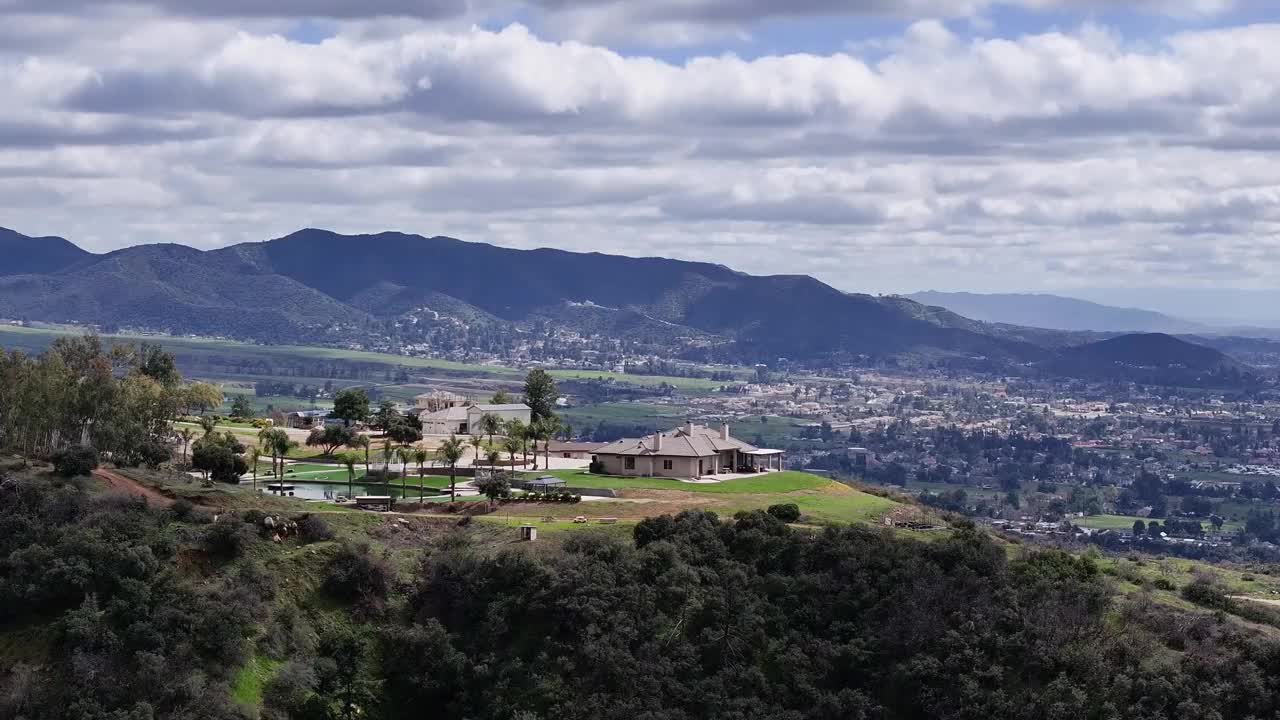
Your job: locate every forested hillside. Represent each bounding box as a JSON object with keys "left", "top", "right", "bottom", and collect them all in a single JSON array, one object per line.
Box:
[{"left": 5, "top": 472, "right": 1280, "bottom": 720}]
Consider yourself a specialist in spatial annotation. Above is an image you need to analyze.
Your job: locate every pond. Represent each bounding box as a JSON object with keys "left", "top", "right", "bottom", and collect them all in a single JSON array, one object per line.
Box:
[{"left": 252, "top": 481, "right": 450, "bottom": 501}]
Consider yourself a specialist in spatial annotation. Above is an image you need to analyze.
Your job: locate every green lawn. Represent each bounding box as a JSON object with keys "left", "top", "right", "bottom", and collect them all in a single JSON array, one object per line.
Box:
[{"left": 527, "top": 469, "right": 832, "bottom": 494}]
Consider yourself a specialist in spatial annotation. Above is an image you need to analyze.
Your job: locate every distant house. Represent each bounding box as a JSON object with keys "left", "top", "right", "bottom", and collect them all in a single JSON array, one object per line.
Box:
[
  {"left": 285, "top": 409, "right": 332, "bottom": 430},
  {"left": 414, "top": 390, "right": 468, "bottom": 413},
  {"left": 546, "top": 440, "right": 607, "bottom": 460},
  {"left": 419, "top": 403, "right": 531, "bottom": 436},
  {"left": 593, "top": 422, "right": 784, "bottom": 480}
]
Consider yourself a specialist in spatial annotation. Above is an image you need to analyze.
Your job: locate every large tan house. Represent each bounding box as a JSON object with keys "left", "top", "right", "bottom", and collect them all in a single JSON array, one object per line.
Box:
[
  {"left": 593, "top": 422, "right": 784, "bottom": 480},
  {"left": 418, "top": 403, "right": 531, "bottom": 436}
]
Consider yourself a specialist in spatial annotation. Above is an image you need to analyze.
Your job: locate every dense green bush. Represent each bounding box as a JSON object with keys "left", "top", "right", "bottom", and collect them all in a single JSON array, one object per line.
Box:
[
  {"left": 51, "top": 445, "right": 98, "bottom": 478},
  {"left": 323, "top": 543, "right": 393, "bottom": 618},
  {"left": 766, "top": 502, "right": 801, "bottom": 522}
]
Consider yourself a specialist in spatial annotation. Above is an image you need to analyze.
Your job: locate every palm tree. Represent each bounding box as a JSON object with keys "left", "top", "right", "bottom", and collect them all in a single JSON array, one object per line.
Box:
[
  {"left": 272, "top": 432, "right": 296, "bottom": 486},
  {"left": 412, "top": 448, "right": 430, "bottom": 503},
  {"left": 537, "top": 416, "right": 562, "bottom": 471},
  {"left": 479, "top": 412, "right": 502, "bottom": 446},
  {"left": 505, "top": 419, "right": 527, "bottom": 466},
  {"left": 349, "top": 434, "right": 371, "bottom": 477},
  {"left": 503, "top": 435, "right": 522, "bottom": 468},
  {"left": 247, "top": 446, "right": 259, "bottom": 493},
  {"left": 398, "top": 445, "right": 412, "bottom": 501},
  {"left": 338, "top": 451, "right": 358, "bottom": 499},
  {"left": 178, "top": 427, "right": 195, "bottom": 466},
  {"left": 436, "top": 435, "right": 466, "bottom": 502},
  {"left": 485, "top": 446, "right": 502, "bottom": 479},
  {"left": 198, "top": 414, "right": 217, "bottom": 437},
  {"left": 381, "top": 437, "right": 393, "bottom": 474}
]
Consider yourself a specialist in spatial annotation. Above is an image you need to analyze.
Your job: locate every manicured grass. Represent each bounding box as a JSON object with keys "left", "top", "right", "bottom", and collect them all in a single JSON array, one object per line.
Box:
[
  {"left": 231, "top": 655, "right": 282, "bottom": 707},
  {"left": 527, "top": 469, "right": 832, "bottom": 494}
]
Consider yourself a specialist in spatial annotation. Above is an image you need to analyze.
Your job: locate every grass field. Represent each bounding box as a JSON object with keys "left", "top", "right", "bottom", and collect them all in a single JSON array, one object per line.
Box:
[
  {"left": 527, "top": 469, "right": 831, "bottom": 494},
  {"left": 514, "top": 469, "right": 905, "bottom": 526},
  {"left": 1077, "top": 513, "right": 1242, "bottom": 532},
  {"left": 0, "top": 324, "right": 734, "bottom": 392}
]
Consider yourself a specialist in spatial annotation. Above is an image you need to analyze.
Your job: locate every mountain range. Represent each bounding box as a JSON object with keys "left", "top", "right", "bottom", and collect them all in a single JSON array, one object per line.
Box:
[
  {"left": 904, "top": 291, "right": 1208, "bottom": 334},
  {"left": 0, "top": 226, "right": 1263, "bottom": 386}
]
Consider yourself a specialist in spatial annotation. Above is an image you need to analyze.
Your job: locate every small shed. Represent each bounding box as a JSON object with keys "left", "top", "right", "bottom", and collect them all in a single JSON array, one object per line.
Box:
[
  {"left": 519, "top": 524, "right": 538, "bottom": 541},
  {"left": 523, "top": 475, "right": 568, "bottom": 492},
  {"left": 355, "top": 495, "right": 393, "bottom": 512}
]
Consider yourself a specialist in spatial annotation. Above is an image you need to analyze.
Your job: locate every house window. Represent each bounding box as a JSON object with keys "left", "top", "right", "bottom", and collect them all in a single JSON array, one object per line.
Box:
[
  {"left": 624, "top": 457, "right": 636, "bottom": 470},
  {"left": 563, "top": 452, "right": 572, "bottom": 458},
  {"left": 663, "top": 459, "right": 673, "bottom": 471}
]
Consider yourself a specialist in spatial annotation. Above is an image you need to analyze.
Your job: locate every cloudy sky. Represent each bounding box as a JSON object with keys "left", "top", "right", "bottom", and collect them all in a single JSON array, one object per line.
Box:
[{"left": 4, "top": 0, "right": 1280, "bottom": 300}]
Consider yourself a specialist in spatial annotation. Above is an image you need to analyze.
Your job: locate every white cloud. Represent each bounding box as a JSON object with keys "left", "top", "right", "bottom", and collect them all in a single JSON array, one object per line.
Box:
[{"left": 3, "top": 9, "right": 1280, "bottom": 294}]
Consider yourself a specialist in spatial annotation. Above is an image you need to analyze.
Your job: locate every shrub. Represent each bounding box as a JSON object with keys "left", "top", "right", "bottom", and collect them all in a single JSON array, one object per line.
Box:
[
  {"left": 297, "top": 514, "right": 335, "bottom": 544},
  {"left": 1182, "top": 577, "right": 1231, "bottom": 611},
  {"left": 323, "top": 543, "right": 393, "bottom": 618},
  {"left": 767, "top": 503, "right": 801, "bottom": 523},
  {"left": 203, "top": 520, "right": 256, "bottom": 560},
  {"left": 52, "top": 445, "right": 99, "bottom": 478},
  {"left": 169, "top": 498, "right": 196, "bottom": 521},
  {"left": 588, "top": 460, "right": 606, "bottom": 474}
]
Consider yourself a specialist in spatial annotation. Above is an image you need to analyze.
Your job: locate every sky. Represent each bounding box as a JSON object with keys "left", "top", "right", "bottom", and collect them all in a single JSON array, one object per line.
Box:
[{"left": 4, "top": 0, "right": 1280, "bottom": 305}]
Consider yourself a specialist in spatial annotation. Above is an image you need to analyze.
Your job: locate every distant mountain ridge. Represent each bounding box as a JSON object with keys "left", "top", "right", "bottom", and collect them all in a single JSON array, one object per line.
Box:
[
  {"left": 0, "top": 226, "right": 1259, "bottom": 386},
  {"left": 905, "top": 291, "right": 1207, "bottom": 334},
  {"left": 0, "top": 227, "right": 92, "bottom": 276}
]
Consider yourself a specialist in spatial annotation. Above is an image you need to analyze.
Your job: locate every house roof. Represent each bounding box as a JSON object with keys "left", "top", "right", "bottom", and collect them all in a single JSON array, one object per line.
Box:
[
  {"left": 547, "top": 441, "right": 607, "bottom": 453},
  {"left": 419, "top": 406, "right": 469, "bottom": 421},
  {"left": 595, "top": 423, "right": 757, "bottom": 458},
  {"left": 470, "top": 403, "right": 531, "bottom": 412}
]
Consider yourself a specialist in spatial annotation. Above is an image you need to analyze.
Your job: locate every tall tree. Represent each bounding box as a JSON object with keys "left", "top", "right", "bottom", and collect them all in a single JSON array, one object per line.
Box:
[
  {"left": 412, "top": 448, "right": 430, "bottom": 503},
  {"left": 338, "top": 450, "right": 358, "bottom": 499},
  {"left": 247, "top": 446, "right": 260, "bottom": 493},
  {"left": 331, "top": 387, "right": 370, "bottom": 426},
  {"left": 503, "top": 435, "right": 522, "bottom": 468},
  {"left": 229, "top": 394, "right": 254, "bottom": 420},
  {"left": 373, "top": 400, "right": 400, "bottom": 434},
  {"left": 522, "top": 369, "right": 558, "bottom": 424},
  {"left": 505, "top": 419, "right": 528, "bottom": 466},
  {"left": 178, "top": 427, "right": 195, "bottom": 466},
  {"left": 271, "top": 432, "right": 296, "bottom": 486},
  {"left": 536, "top": 415, "right": 562, "bottom": 471},
  {"left": 198, "top": 415, "right": 217, "bottom": 437},
  {"left": 436, "top": 435, "right": 466, "bottom": 502}
]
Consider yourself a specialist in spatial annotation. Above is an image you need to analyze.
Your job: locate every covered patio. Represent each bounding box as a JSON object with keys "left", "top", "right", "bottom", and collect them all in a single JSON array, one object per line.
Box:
[{"left": 744, "top": 448, "right": 785, "bottom": 472}]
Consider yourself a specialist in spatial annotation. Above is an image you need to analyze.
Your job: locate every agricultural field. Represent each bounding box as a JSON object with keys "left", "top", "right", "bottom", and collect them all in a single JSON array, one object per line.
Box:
[{"left": 0, "top": 324, "right": 738, "bottom": 393}]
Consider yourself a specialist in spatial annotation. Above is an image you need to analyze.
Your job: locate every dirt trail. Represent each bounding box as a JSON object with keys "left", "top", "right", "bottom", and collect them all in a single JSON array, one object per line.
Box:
[{"left": 93, "top": 468, "right": 174, "bottom": 507}]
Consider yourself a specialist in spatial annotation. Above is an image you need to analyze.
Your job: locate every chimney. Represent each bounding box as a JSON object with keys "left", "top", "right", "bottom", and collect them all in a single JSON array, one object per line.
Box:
[
  {"left": 684, "top": 420, "right": 694, "bottom": 436},
  {"left": 721, "top": 422, "right": 730, "bottom": 441},
  {"left": 653, "top": 431, "right": 662, "bottom": 452}
]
